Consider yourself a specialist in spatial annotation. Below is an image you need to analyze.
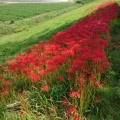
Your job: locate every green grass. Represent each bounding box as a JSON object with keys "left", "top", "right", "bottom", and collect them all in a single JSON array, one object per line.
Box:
[
  {"left": 0, "top": 3, "right": 75, "bottom": 22},
  {"left": 0, "top": 0, "right": 111, "bottom": 66}
]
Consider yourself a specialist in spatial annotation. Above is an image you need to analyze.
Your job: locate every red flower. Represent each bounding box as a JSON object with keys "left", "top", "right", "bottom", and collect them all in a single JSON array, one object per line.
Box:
[
  {"left": 70, "top": 90, "right": 80, "bottom": 99},
  {"left": 102, "top": 61, "right": 110, "bottom": 70},
  {"left": 74, "top": 102, "right": 78, "bottom": 108},
  {"left": 58, "top": 76, "right": 65, "bottom": 81},
  {"left": 0, "top": 76, "right": 3, "bottom": 80},
  {"left": 3, "top": 81, "right": 12, "bottom": 86},
  {"left": 41, "top": 86, "right": 49, "bottom": 92},
  {"left": 62, "top": 99, "right": 69, "bottom": 107},
  {"left": 0, "top": 88, "right": 9, "bottom": 95},
  {"left": 68, "top": 76, "right": 73, "bottom": 81},
  {"left": 66, "top": 68, "right": 75, "bottom": 73},
  {"left": 18, "top": 88, "right": 23, "bottom": 92},
  {"left": 110, "top": 43, "right": 114, "bottom": 46},
  {"left": 48, "top": 65, "right": 57, "bottom": 72},
  {"left": 96, "top": 97, "right": 101, "bottom": 103},
  {"left": 24, "top": 93, "right": 28, "bottom": 98},
  {"left": 39, "top": 70, "right": 49, "bottom": 76},
  {"left": 29, "top": 73, "right": 40, "bottom": 83},
  {"left": 117, "top": 45, "right": 120, "bottom": 49},
  {"left": 66, "top": 107, "right": 77, "bottom": 116},
  {"left": 0, "top": 66, "right": 5, "bottom": 71},
  {"left": 95, "top": 82, "right": 103, "bottom": 89},
  {"left": 74, "top": 116, "right": 82, "bottom": 120},
  {"left": 23, "top": 67, "right": 32, "bottom": 74},
  {"left": 77, "top": 77, "right": 85, "bottom": 83}
]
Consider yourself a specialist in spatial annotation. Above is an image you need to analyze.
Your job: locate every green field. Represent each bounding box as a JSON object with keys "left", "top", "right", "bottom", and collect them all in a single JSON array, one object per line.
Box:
[{"left": 0, "top": 3, "right": 76, "bottom": 22}]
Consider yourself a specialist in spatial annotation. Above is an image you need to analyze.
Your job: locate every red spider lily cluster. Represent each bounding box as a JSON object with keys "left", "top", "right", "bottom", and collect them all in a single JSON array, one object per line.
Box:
[{"left": 0, "top": 2, "right": 119, "bottom": 118}]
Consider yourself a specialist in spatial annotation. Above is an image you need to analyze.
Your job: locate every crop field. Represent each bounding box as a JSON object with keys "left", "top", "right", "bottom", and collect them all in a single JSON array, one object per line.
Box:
[{"left": 0, "top": 3, "right": 75, "bottom": 22}]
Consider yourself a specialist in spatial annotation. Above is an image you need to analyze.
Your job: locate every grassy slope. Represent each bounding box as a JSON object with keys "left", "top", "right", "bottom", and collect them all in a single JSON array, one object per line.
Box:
[{"left": 0, "top": 0, "right": 112, "bottom": 66}]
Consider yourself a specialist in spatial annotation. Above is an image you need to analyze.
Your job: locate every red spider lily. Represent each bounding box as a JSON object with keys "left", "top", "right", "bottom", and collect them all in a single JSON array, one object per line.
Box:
[
  {"left": 22, "top": 67, "right": 32, "bottom": 74},
  {"left": 39, "top": 70, "right": 49, "bottom": 76},
  {"left": 116, "top": 45, "right": 120, "bottom": 49},
  {"left": 29, "top": 73, "right": 40, "bottom": 83},
  {"left": 74, "top": 116, "right": 82, "bottom": 120},
  {"left": 61, "top": 49, "right": 75, "bottom": 57},
  {"left": 0, "top": 88, "right": 9, "bottom": 95},
  {"left": 24, "top": 93, "right": 28, "bottom": 98},
  {"left": 18, "top": 88, "right": 23, "bottom": 92},
  {"left": 3, "top": 81, "right": 12, "bottom": 86},
  {"left": 77, "top": 77, "right": 85, "bottom": 84},
  {"left": 58, "top": 76, "right": 65, "bottom": 81},
  {"left": 69, "top": 90, "right": 80, "bottom": 99},
  {"left": 41, "top": 86, "right": 49, "bottom": 92},
  {"left": 102, "top": 61, "right": 110, "bottom": 70},
  {"left": 89, "top": 75, "right": 95, "bottom": 82},
  {"left": 66, "top": 68, "right": 75, "bottom": 73},
  {"left": 0, "top": 76, "right": 3, "bottom": 80},
  {"left": 96, "top": 97, "right": 101, "bottom": 103},
  {"left": 95, "top": 82, "right": 103, "bottom": 89},
  {"left": 96, "top": 68, "right": 103, "bottom": 74},
  {"left": 68, "top": 76, "right": 73, "bottom": 81},
  {"left": 52, "top": 55, "right": 67, "bottom": 66},
  {"left": 0, "top": 66, "right": 6, "bottom": 71},
  {"left": 109, "top": 43, "right": 114, "bottom": 47},
  {"left": 48, "top": 65, "right": 57, "bottom": 72},
  {"left": 74, "top": 102, "right": 78, "bottom": 108},
  {"left": 72, "top": 59, "right": 85, "bottom": 70},
  {"left": 66, "top": 107, "right": 77, "bottom": 116},
  {"left": 62, "top": 99, "right": 69, "bottom": 107}
]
